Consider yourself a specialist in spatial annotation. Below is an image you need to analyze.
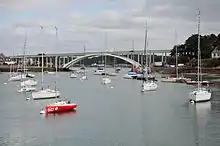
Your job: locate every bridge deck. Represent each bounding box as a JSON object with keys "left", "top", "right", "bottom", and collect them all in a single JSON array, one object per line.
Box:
[{"left": 9, "top": 50, "right": 170, "bottom": 58}]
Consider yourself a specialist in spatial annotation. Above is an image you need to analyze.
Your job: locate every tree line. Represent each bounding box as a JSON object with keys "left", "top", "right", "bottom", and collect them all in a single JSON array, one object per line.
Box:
[
  {"left": 168, "top": 33, "right": 220, "bottom": 67},
  {"left": 170, "top": 33, "right": 220, "bottom": 59}
]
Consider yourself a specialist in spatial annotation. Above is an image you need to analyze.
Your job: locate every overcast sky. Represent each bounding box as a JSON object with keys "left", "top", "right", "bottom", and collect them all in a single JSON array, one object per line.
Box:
[{"left": 0, "top": 0, "right": 220, "bottom": 55}]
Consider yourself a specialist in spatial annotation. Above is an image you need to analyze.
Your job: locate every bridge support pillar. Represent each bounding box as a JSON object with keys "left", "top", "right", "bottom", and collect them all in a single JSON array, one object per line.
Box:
[
  {"left": 58, "top": 57, "right": 61, "bottom": 67},
  {"left": 49, "top": 57, "right": 52, "bottom": 67},
  {"left": 63, "top": 57, "right": 66, "bottom": 64},
  {"left": 164, "top": 53, "right": 167, "bottom": 64},
  {"left": 55, "top": 56, "right": 58, "bottom": 68},
  {"left": 138, "top": 54, "right": 140, "bottom": 64},
  {"left": 46, "top": 57, "right": 48, "bottom": 68},
  {"left": 149, "top": 52, "right": 152, "bottom": 65},
  {"left": 67, "top": 57, "right": 69, "bottom": 64},
  {"left": 161, "top": 53, "right": 164, "bottom": 63},
  {"left": 142, "top": 54, "right": 144, "bottom": 66},
  {"left": 38, "top": 57, "right": 40, "bottom": 67},
  {"left": 152, "top": 53, "right": 155, "bottom": 64}
]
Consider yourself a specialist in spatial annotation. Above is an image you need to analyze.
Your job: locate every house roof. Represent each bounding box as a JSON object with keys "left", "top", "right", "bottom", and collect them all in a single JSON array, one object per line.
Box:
[{"left": 212, "top": 46, "right": 220, "bottom": 53}]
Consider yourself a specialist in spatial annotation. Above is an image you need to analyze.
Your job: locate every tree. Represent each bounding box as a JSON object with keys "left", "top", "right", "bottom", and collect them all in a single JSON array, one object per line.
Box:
[{"left": 170, "top": 33, "right": 219, "bottom": 59}]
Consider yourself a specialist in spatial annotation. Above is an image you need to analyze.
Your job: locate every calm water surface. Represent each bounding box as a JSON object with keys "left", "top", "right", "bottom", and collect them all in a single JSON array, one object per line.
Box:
[{"left": 0, "top": 68, "right": 220, "bottom": 146}]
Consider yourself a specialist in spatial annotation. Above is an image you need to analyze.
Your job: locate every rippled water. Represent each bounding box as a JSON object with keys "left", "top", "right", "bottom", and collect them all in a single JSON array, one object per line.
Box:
[{"left": 0, "top": 68, "right": 220, "bottom": 146}]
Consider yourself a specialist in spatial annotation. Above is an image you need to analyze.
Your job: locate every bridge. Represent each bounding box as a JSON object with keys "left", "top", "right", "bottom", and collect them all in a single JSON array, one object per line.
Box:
[
  {"left": 63, "top": 53, "right": 141, "bottom": 68},
  {"left": 8, "top": 49, "right": 170, "bottom": 68}
]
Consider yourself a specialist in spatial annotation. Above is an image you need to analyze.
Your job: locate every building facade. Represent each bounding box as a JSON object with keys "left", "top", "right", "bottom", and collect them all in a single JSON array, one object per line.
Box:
[{"left": 212, "top": 46, "right": 220, "bottom": 58}]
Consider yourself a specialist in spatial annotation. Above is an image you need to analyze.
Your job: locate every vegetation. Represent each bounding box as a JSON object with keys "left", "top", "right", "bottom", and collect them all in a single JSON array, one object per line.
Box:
[{"left": 169, "top": 33, "right": 220, "bottom": 67}]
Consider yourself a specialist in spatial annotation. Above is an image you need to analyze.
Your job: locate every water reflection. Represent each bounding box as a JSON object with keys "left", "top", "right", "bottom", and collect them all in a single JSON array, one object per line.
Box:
[
  {"left": 44, "top": 110, "right": 77, "bottom": 120},
  {"left": 189, "top": 102, "right": 211, "bottom": 146}
]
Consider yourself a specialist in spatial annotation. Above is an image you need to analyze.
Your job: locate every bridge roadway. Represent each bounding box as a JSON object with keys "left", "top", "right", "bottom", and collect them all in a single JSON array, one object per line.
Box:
[{"left": 8, "top": 49, "right": 170, "bottom": 68}]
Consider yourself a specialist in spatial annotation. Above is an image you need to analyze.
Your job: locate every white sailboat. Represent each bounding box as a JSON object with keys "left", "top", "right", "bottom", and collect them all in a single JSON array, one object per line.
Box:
[
  {"left": 32, "top": 53, "right": 60, "bottom": 99},
  {"left": 162, "top": 30, "right": 191, "bottom": 83},
  {"left": 189, "top": 10, "right": 212, "bottom": 103},
  {"left": 102, "top": 32, "right": 111, "bottom": 84},
  {"left": 70, "top": 71, "right": 77, "bottom": 78},
  {"left": 141, "top": 21, "right": 157, "bottom": 92},
  {"left": 17, "top": 31, "right": 37, "bottom": 92},
  {"left": 21, "top": 79, "right": 38, "bottom": 87},
  {"left": 81, "top": 45, "right": 88, "bottom": 80},
  {"left": 8, "top": 35, "right": 35, "bottom": 82},
  {"left": 32, "top": 26, "right": 60, "bottom": 100}
]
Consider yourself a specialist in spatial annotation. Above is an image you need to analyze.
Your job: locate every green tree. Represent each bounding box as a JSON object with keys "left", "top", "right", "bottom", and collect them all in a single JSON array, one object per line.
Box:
[{"left": 170, "top": 33, "right": 219, "bottom": 59}]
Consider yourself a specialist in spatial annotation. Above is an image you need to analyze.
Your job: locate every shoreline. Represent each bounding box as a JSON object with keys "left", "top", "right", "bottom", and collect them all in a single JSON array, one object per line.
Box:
[{"left": 154, "top": 66, "right": 220, "bottom": 77}]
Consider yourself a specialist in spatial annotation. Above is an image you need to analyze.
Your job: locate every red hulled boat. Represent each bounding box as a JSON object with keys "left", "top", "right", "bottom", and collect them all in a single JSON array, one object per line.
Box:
[{"left": 40, "top": 100, "right": 78, "bottom": 114}]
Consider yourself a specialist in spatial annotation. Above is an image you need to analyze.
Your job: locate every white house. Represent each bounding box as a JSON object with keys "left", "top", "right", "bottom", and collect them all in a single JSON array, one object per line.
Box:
[{"left": 212, "top": 46, "right": 220, "bottom": 58}]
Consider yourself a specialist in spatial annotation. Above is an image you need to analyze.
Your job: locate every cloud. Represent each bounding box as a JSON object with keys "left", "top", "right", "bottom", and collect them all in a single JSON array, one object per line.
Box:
[{"left": 0, "top": 0, "right": 220, "bottom": 55}]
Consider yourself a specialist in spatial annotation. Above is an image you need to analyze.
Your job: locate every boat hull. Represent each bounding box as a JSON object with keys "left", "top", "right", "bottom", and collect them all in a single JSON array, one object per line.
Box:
[
  {"left": 189, "top": 90, "right": 212, "bottom": 102},
  {"left": 46, "top": 104, "right": 77, "bottom": 113},
  {"left": 21, "top": 79, "right": 37, "bottom": 86},
  {"left": 32, "top": 90, "right": 60, "bottom": 100},
  {"left": 141, "top": 82, "right": 158, "bottom": 91},
  {"left": 102, "top": 77, "right": 111, "bottom": 84},
  {"left": 18, "top": 87, "right": 37, "bottom": 92},
  {"left": 186, "top": 81, "right": 214, "bottom": 86}
]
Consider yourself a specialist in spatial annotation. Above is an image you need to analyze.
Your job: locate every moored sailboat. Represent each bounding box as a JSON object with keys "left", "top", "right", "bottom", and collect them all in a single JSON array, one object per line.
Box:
[
  {"left": 101, "top": 32, "right": 111, "bottom": 84},
  {"left": 141, "top": 20, "right": 158, "bottom": 92},
  {"left": 32, "top": 26, "right": 60, "bottom": 100},
  {"left": 189, "top": 10, "right": 212, "bottom": 103}
]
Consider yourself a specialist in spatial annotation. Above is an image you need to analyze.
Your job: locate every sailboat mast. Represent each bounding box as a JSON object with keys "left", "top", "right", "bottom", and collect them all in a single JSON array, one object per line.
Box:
[
  {"left": 113, "top": 48, "right": 116, "bottom": 69},
  {"left": 40, "top": 26, "right": 44, "bottom": 90},
  {"left": 142, "top": 20, "right": 148, "bottom": 84},
  {"left": 23, "top": 30, "right": 27, "bottom": 76},
  {"left": 20, "top": 30, "right": 27, "bottom": 81},
  {"left": 41, "top": 53, "right": 44, "bottom": 90},
  {"left": 104, "top": 32, "right": 107, "bottom": 76},
  {"left": 175, "top": 29, "right": 178, "bottom": 78},
  {"left": 132, "top": 40, "right": 135, "bottom": 60},
  {"left": 83, "top": 45, "right": 86, "bottom": 75},
  {"left": 55, "top": 26, "right": 58, "bottom": 91},
  {"left": 197, "top": 9, "right": 201, "bottom": 90},
  {"left": 12, "top": 52, "right": 15, "bottom": 74}
]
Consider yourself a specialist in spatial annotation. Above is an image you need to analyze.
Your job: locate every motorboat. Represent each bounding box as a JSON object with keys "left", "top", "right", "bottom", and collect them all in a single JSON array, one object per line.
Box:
[
  {"left": 40, "top": 100, "right": 78, "bottom": 114},
  {"left": 94, "top": 67, "right": 106, "bottom": 75},
  {"left": 70, "top": 72, "right": 77, "bottom": 78},
  {"left": 47, "top": 72, "right": 55, "bottom": 75},
  {"left": 141, "top": 80, "right": 158, "bottom": 92},
  {"left": 17, "top": 86, "right": 37, "bottom": 93},
  {"left": 32, "top": 88, "right": 60, "bottom": 100},
  {"left": 21, "top": 79, "right": 37, "bottom": 87},
  {"left": 102, "top": 77, "right": 111, "bottom": 84},
  {"left": 26, "top": 73, "right": 35, "bottom": 78},
  {"left": 8, "top": 73, "right": 35, "bottom": 81},
  {"left": 123, "top": 72, "right": 137, "bottom": 79},
  {"left": 137, "top": 74, "right": 156, "bottom": 81},
  {"left": 81, "top": 75, "right": 88, "bottom": 80},
  {"left": 8, "top": 73, "right": 27, "bottom": 81},
  {"left": 115, "top": 67, "right": 121, "bottom": 73}
]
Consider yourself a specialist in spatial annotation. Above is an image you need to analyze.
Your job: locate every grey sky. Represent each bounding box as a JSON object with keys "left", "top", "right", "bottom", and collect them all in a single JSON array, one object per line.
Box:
[{"left": 0, "top": 0, "right": 219, "bottom": 55}]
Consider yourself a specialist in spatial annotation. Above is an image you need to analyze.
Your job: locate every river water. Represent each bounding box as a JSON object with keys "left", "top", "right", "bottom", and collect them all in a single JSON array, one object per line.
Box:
[{"left": 0, "top": 68, "right": 220, "bottom": 146}]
